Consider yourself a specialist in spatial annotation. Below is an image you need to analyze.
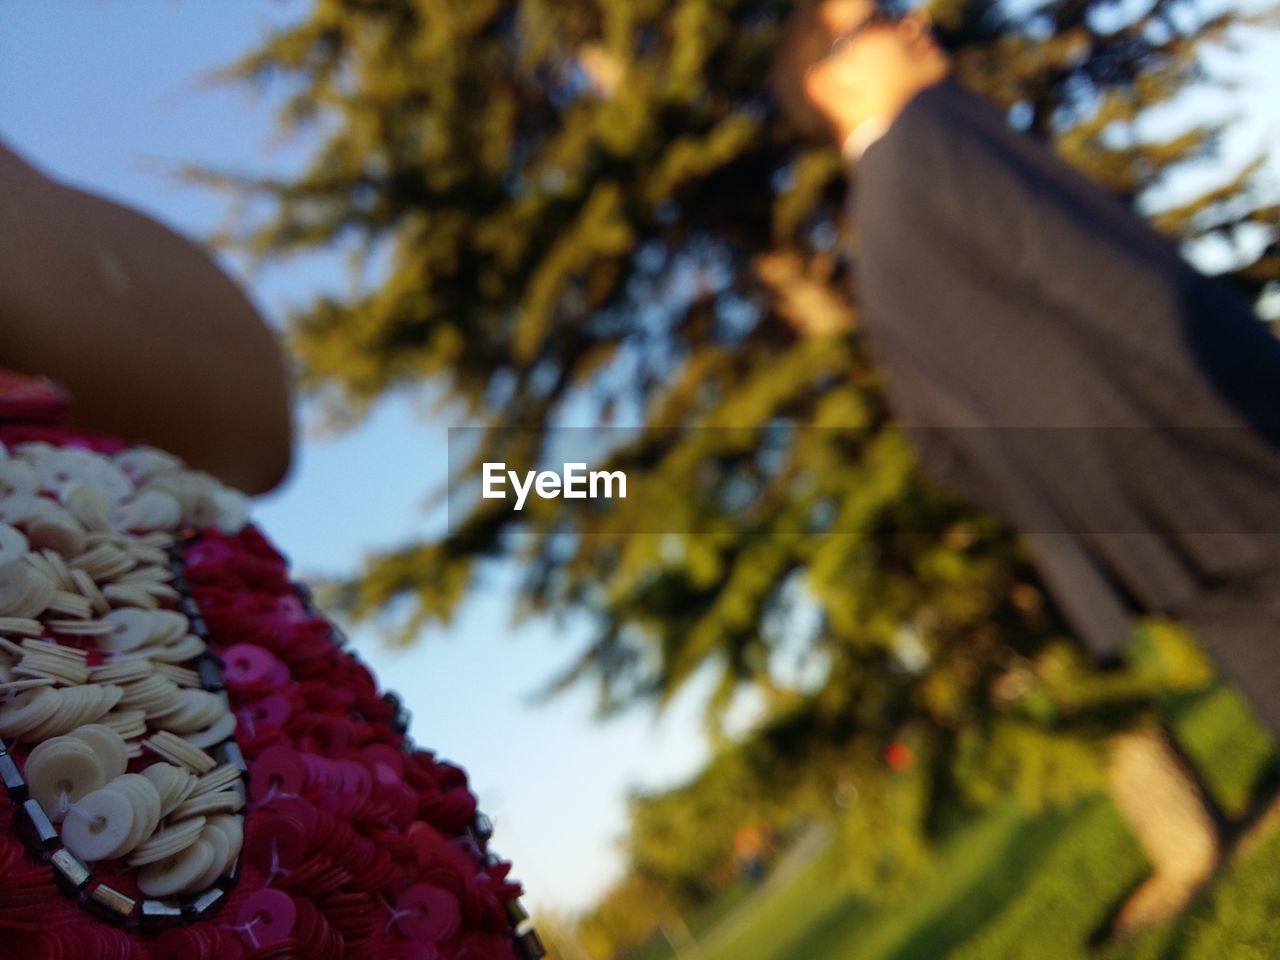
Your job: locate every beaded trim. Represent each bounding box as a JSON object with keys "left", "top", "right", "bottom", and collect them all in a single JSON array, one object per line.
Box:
[{"left": 0, "top": 438, "right": 543, "bottom": 957}]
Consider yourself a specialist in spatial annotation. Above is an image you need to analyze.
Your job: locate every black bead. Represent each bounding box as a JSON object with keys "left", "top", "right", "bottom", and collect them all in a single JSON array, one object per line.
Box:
[
  {"left": 168, "top": 568, "right": 190, "bottom": 595},
  {"left": 393, "top": 708, "right": 412, "bottom": 735},
  {"left": 197, "top": 655, "right": 225, "bottom": 691},
  {"left": 473, "top": 811, "right": 494, "bottom": 842},
  {"left": 50, "top": 848, "right": 92, "bottom": 897},
  {"left": 16, "top": 799, "right": 58, "bottom": 858},
  {"left": 505, "top": 897, "right": 531, "bottom": 932},
  {"left": 0, "top": 751, "right": 27, "bottom": 799},
  {"left": 515, "top": 928, "right": 548, "bottom": 960},
  {"left": 140, "top": 899, "right": 184, "bottom": 932},
  {"left": 189, "top": 615, "right": 210, "bottom": 640},
  {"left": 183, "top": 886, "right": 226, "bottom": 922},
  {"left": 217, "top": 850, "right": 243, "bottom": 889},
  {"left": 218, "top": 741, "right": 248, "bottom": 779},
  {"left": 293, "top": 581, "right": 316, "bottom": 613}
]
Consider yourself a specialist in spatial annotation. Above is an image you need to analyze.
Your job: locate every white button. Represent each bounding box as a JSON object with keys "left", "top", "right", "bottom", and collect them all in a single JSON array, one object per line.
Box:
[
  {"left": 23, "top": 735, "right": 108, "bottom": 820},
  {"left": 137, "top": 837, "right": 215, "bottom": 897},
  {"left": 62, "top": 786, "right": 137, "bottom": 861}
]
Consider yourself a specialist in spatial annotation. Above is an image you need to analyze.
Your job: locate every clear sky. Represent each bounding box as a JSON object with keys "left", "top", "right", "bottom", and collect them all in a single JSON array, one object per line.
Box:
[{"left": 3, "top": 0, "right": 1277, "bottom": 920}]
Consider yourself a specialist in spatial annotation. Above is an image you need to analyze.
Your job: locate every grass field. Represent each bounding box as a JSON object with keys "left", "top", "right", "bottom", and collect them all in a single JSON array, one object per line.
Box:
[
  {"left": 692, "top": 798, "right": 1146, "bottom": 960},
  {"left": 634, "top": 684, "right": 1280, "bottom": 960},
  {"left": 689, "top": 794, "right": 1280, "bottom": 960}
]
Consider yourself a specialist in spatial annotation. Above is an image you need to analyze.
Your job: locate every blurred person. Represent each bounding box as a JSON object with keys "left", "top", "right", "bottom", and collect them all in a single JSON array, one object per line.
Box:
[
  {"left": 769, "top": 0, "right": 1280, "bottom": 739},
  {"left": 733, "top": 822, "right": 768, "bottom": 885}
]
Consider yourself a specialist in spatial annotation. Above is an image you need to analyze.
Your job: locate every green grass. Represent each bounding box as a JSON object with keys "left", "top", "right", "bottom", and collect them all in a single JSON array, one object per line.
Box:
[
  {"left": 630, "top": 881, "right": 758, "bottom": 960},
  {"left": 1165, "top": 684, "right": 1277, "bottom": 818},
  {"left": 697, "top": 798, "right": 1146, "bottom": 960},
  {"left": 685, "top": 686, "right": 1280, "bottom": 960},
  {"left": 1097, "top": 819, "right": 1280, "bottom": 960}
]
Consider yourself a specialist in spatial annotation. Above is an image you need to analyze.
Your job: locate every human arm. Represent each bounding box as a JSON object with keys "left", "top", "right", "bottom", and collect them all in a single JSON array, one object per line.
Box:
[{"left": 0, "top": 140, "right": 293, "bottom": 494}]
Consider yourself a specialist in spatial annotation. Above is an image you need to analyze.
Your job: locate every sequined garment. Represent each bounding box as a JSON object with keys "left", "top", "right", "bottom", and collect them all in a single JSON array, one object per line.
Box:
[{"left": 0, "top": 376, "right": 543, "bottom": 960}]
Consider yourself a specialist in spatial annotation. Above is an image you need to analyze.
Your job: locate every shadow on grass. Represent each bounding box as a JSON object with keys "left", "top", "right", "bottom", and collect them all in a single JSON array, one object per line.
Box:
[
  {"left": 1099, "top": 810, "right": 1280, "bottom": 960},
  {"left": 772, "top": 806, "right": 1079, "bottom": 960}
]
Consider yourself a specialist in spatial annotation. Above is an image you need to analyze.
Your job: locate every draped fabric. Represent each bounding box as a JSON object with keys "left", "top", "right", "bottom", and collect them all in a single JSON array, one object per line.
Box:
[{"left": 847, "top": 78, "right": 1280, "bottom": 691}]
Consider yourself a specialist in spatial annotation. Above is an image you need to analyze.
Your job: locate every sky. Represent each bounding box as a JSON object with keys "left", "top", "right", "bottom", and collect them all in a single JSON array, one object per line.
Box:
[{"left": 2, "top": 0, "right": 1278, "bottom": 923}]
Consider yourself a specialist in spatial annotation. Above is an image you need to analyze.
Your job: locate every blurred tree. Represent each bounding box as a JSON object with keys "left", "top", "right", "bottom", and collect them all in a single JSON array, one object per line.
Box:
[{"left": 199, "top": 0, "right": 1279, "bottom": 933}]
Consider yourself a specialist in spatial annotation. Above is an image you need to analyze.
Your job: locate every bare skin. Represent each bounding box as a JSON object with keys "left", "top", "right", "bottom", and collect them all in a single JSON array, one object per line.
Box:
[
  {"left": 800, "top": 0, "right": 952, "bottom": 151},
  {"left": 0, "top": 141, "right": 292, "bottom": 495}
]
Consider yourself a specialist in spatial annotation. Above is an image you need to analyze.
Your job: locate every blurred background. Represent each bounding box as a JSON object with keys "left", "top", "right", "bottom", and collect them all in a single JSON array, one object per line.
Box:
[{"left": 4, "top": 2, "right": 1280, "bottom": 958}]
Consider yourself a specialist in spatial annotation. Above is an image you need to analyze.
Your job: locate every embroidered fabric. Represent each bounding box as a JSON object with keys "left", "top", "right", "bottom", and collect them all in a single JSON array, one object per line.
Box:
[{"left": 0, "top": 380, "right": 535, "bottom": 960}]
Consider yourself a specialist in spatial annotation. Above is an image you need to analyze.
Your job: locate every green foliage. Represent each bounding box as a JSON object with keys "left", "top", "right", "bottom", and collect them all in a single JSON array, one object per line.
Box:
[
  {"left": 203, "top": 0, "right": 1278, "bottom": 720},
  {"left": 1166, "top": 683, "right": 1277, "bottom": 819},
  {"left": 952, "top": 716, "right": 1108, "bottom": 813},
  {"left": 593, "top": 683, "right": 1280, "bottom": 960},
  {"left": 200, "top": 3, "right": 1280, "bottom": 954},
  {"left": 575, "top": 872, "right": 679, "bottom": 960},
  {"left": 824, "top": 749, "right": 935, "bottom": 903}
]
